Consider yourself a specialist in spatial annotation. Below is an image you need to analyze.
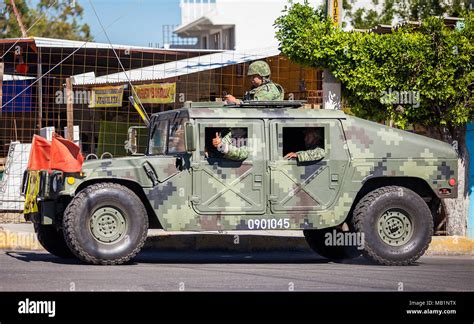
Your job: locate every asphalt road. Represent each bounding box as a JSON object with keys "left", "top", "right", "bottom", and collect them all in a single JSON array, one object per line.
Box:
[{"left": 0, "top": 250, "right": 472, "bottom": 291}]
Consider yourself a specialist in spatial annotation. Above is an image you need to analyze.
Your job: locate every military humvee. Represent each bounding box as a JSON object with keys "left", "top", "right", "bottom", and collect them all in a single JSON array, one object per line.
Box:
[{"left": 23, "top": 101, "right": 458, "bottom": 265}]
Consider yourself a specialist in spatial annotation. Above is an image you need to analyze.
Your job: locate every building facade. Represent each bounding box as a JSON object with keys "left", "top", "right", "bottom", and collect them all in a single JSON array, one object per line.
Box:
[{"left": 173, "top": 0, "right": 320, "bottom": 50}]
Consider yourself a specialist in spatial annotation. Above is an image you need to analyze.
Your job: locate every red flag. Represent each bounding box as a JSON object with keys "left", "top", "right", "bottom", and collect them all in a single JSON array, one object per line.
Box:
[
  {"left": 27, "top": 135, "right": 51, "bottom": 171},
  {"left": 50, "top": 134, "right": 84, "bottom": 173}
]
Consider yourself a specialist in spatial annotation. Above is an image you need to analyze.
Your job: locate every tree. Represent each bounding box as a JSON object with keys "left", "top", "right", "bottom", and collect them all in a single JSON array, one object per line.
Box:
[
  {"left": 345, "top": 0, "right": 397, "bottom": 29},
  {"left": 275, "top": 2, "right": 473, "bottom": 235},
  {"left": 344, "top": 0, "right": 471, "bottom": 29},
  {"left": 0, "top": 0, "right": 92, "bottom": 41}
]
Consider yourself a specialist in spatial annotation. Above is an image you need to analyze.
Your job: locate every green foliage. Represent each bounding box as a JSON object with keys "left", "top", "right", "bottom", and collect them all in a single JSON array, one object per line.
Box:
[
  {"left": 346, "top": 0, "right": 396, "bottom": 29},
  {"left": 0, "top": 0, "right": 92, "bottom": 41},
  {"left": 345, "top": 0, "right": 471, "bottom": 30},
  {"left": 275, "top": 2, "right": 473, "bottom": 133}
]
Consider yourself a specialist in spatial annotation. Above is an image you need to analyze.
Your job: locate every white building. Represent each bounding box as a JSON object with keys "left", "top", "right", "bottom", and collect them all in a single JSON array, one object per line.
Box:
[{"left": 173, "top": 0, "right": 320, "bottom": 51}]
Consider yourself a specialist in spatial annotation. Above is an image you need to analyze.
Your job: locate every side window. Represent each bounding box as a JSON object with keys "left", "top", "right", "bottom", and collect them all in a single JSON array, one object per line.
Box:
[
  {"left": 282, "top": 127, "right": 325, "bottom": 158},
  {"left": 168, "top": 115, "right": 187, "bottom": 154},
  {"left": 203, "top": 127, "right": 248, "bottom": 159}
]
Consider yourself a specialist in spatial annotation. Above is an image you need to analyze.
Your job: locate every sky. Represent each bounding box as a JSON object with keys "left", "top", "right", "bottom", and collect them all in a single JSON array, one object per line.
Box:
[
  {"left": 29, "top": 0, "right": 182, "bottom": 47},
  {"left": 80, "top": 0, "right": 182, "bottom": 47},
  {"left": 27, "top": 0, "right": 374, "bottom": 47}
]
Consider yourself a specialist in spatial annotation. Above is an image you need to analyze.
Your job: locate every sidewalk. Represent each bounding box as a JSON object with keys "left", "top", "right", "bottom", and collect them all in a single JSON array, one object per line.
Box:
[{"left": 0, "top": 223, "right": 473, "bottom": 255}]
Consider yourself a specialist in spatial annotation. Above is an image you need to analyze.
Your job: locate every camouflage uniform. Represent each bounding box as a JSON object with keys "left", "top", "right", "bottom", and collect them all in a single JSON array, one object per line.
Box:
[
  {"left": 244, "top": 80, "right": 284, "bottom": 101},
  {"left": 243, "top": 61, "right": 284, "bottom": 101},
  {"left": 297, "top": 147, "right": 325, "bottom": 162},
  {"left": 217, "top": 130, "right": 249, "bottom": 161},
  {"left": 217, "top": 61, "right": 283, "bottom": 160}
]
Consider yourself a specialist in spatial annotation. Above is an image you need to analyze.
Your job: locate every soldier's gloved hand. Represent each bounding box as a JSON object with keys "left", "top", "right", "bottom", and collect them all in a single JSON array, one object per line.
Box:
[
  {"left": 212, "top": 132, "right": 222, "bottom": 148},
  {"left": 284, "top": 152, "right": 298, "bottom": 159}
]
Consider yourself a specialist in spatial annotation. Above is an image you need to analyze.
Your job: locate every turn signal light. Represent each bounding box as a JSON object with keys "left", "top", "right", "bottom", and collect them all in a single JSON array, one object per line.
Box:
[
  {"left": 67, "top": 177, "right": 76, "bottom": 185},
  {"left": 439, "top": 188, "right": 451, "bottom": 195},
  {"left": 448, "top": 178, "right": 456, "bottom": 187}
]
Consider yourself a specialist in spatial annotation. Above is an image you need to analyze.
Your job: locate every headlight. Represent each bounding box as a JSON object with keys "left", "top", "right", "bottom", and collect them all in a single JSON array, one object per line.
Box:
[{"left": 50, "top": 171, "right": 64, "bottom": 195}]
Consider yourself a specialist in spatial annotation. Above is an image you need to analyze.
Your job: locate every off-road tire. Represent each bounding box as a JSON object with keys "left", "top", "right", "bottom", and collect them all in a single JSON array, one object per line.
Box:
[
  {"left": 34, "top": 223, "right": 75, "bottom": 258},
  {"left": 352, "top": 186, "right": 433, "bottom": 266},
  {"left": 63, "top": 183, "right": 148, "bottom": 265},
  {"left": 303, "top": 227, "right": 362, "bottom": 260}
]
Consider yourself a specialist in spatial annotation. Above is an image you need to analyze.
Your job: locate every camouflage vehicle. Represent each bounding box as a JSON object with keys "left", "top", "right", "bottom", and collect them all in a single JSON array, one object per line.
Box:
[{"left": 23, "top": 101, "right": 458, "bottom": 265}]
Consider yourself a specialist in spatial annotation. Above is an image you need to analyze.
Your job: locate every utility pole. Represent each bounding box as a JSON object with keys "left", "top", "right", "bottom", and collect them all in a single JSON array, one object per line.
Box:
[
  {"left": 322, "top": 0, "right": 343, "bottom": 110},
  {"left": 10, "top": 0, "right": 28, "bottom": 38},
  {"left": 66, "top": 78, "right": 74, "bottom": 141}
]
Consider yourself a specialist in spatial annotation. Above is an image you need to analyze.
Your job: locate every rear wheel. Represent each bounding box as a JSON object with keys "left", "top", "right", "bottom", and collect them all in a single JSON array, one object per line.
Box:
[
  {"left": 352, "top": 186, "right": 433, "bottom": 266},
  {"left": 303, "top": 226, "right": 362, "bottom": 260},
  {"left": 63, "top": 183, "right": 148, "bottom": 265},
  {"left": 34, "top": 223, "right": 75, "bottom": 258}
]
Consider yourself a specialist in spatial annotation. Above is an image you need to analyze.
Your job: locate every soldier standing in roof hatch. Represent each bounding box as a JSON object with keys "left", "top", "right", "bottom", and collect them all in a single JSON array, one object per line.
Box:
[
  {"left": 224, "top": 60, "right": 284, "bottom": 103},
  {"left": 212, "top": 61, "right": 285, "bottom": 161},
  {"left": 284, "top": 128, "right": 325, "bottom": 162},
  {"left": 212, "top": 61, "right": 284, "bottom": 161}
]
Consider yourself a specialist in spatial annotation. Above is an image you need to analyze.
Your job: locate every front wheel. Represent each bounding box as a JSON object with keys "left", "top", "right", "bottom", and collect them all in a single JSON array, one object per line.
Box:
[
  {"left": 63, "top": 183, "right": 148, "bottom": 265},
  {"left": 352, "top": 186, "right": 433, "bottom": 266}
]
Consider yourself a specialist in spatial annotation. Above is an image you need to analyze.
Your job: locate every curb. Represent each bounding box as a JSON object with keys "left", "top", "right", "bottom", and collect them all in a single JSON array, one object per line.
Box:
[
  {"left": 424, "top": 236, "right": 474, "bottom": 256},
  {"left": 1, "top": 228, "right": 472, "bottom": 255},
  {"left": 0, "top": 229, "right": 44, "bottom": 251}
]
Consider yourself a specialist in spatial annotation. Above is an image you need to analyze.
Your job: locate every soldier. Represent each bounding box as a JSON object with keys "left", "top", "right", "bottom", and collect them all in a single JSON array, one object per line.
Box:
[
  {"left": 213, "top": 61, "right": 284, "bottom": 160},
  {"left": 284, "top": 128, "right": 325, "bottom": 162},
  {"left": 224, "top": 60, "right": 284, "bottom": 103},
  {"left": 212, "top": 128, "right": 249, "bottom": 161}
]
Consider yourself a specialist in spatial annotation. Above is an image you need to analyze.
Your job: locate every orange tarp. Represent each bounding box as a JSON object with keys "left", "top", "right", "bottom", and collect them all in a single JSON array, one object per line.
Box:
[
  {"left": 27, "top": 134, "right": 84, "bottom": 172},
  {"left": 50, "top": 135, "right": 84, "bottom": 172},
  {"left": 27, "top": 135, "right": 51, "bottom": 170}
]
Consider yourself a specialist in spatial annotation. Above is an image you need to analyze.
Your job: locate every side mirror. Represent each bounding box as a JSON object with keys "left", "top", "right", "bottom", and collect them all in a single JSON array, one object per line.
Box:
[{"left": 184, "top": 122, "right": 196, "bottom": 152}]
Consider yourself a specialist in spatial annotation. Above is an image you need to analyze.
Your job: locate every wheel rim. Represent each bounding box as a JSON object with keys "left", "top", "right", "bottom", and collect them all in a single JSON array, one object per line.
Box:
[
  {"left": 377, "top": 208, "right": 413, "bottom": 246},
  {"left": 90, "top": 207, "right": 127, "bottom": 244}
]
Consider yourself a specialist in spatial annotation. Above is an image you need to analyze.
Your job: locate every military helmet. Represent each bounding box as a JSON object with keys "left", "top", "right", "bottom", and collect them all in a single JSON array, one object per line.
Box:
[{"left": 247, "top": 61, "right": 271, "bottom": 77}]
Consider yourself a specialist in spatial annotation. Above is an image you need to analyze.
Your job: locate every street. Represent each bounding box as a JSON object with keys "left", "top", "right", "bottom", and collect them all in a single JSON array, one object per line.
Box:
[{"left": 0, "top": 250, "right": 472, "bottom": 291}]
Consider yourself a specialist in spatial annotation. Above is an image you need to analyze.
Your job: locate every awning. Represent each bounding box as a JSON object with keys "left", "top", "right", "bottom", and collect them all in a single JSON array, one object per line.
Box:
[{"left": 72, "top": 47, "right": 281, "bottom": 86}]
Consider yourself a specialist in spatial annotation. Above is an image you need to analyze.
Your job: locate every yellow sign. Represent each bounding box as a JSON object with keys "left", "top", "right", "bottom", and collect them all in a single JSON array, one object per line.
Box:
[
  {"left": 134, "top": 83, "right": 176, "bottom": 104},
  {"left": 89, "top": 85, "right": 124, "bottom": 108},
  {"left": 328, "top": 0, "right": 341, "bottom": 28},
  {"left": 23, "top": 171, "right": 40, "bottom": 215}
]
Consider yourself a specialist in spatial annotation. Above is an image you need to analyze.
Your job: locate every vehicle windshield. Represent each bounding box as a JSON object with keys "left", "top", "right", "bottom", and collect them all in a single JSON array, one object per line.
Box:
[
  {"left": 168, "top": 115, "right": 187, "bottom": 154},
  {"left": 148, "top": 112, "right": 188, "bottom": 155},
  {"left": 148, "top": 119, "right": 168, "bottom": 155}
]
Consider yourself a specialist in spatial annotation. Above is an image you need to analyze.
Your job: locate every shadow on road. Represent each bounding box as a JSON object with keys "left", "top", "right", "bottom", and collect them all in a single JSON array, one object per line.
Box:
[
  {"left": 4, "top": 250, "right": 380, "bottom": 266},
  {"left": 5, "top": 251, "right": 82, "bottom": 265}
]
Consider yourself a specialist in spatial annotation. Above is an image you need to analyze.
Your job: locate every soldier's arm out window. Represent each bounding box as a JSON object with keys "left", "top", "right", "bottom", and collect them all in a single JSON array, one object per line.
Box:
[
  {"left": 282, "top": 127, "right": 325, "bottom": 162},
  {"left": 205, "top": 127, "right": 249, "bottom": 161}
]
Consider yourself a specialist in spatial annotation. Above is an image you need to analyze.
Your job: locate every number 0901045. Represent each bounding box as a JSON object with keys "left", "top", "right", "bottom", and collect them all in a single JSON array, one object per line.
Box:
[{"left": 247, "top": 218, "right": 290, "bottom": 230}]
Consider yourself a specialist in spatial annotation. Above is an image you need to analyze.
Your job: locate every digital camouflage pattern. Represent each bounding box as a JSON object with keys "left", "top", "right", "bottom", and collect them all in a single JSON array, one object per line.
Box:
[
  {"left": 247, "top": 61, "right": 271, "bottom": 77},
  {"left": 297, "top": 147, "right": 325, "bottom": 162},
  {"left": 26, "top": 103, "right": 458, "bottom": 232},
  {"left": 245, "top": 81, "right": 284, "bottom": 101},
  {"left": 217, "top": 130, "right": 249, "bottom": 161}
]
